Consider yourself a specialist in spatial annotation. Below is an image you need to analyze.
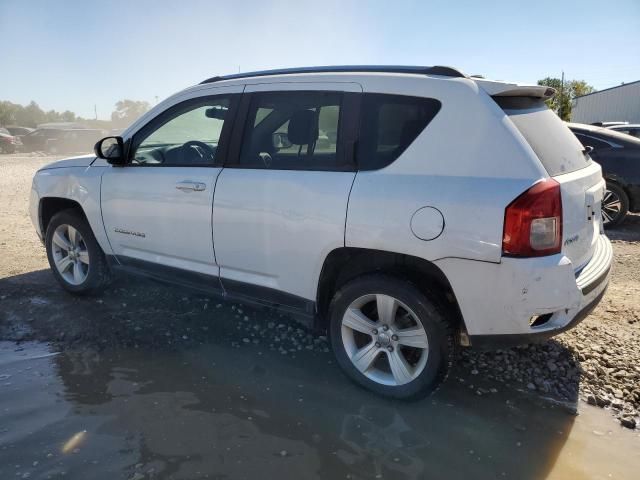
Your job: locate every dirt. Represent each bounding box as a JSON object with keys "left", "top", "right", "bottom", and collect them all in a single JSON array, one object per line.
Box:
[{"left": 1, "top": 154, "right": 640, "bottom": 479}]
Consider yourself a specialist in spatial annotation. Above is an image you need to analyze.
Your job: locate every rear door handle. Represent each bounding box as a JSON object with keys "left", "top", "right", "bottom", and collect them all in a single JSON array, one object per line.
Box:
[{"left": 175, "top": 181, "right": 206, "bottom": 192}]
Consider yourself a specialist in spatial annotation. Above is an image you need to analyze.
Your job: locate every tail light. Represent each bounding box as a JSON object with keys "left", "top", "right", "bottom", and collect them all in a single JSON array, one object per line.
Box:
[{"left": 502, "top": 179, "right": 562, "bottom": 257}]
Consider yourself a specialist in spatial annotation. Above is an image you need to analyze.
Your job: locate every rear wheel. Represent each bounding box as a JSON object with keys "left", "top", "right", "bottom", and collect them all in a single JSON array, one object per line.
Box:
[
  {"left": 45, "top": 209, "right": 110, "bottom": 294},
  {"left": 329, "top": 274, "right": 455, "bottom": 399},
  {"left": 602, "top": 183, "right": 628, "bottom": 228}
]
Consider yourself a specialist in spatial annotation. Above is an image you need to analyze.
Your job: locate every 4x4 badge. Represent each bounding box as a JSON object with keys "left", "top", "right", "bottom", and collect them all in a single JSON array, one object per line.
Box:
[{"left": 564, "top": 234, "right": 579, "bottom": 246}]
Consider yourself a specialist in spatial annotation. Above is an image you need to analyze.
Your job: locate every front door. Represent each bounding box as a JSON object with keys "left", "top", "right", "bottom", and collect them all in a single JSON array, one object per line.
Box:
[
  {"left": 101, "top": 91, "right": 239, "bottom": 280},
  {"left": 212, "top": 83, "right": 361, "bottom": 307}
]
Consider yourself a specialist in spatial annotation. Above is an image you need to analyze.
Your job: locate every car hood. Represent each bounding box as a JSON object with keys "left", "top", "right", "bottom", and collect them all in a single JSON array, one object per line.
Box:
[{"left": 39, "top": 154, "right": 97, "bottom": 171}]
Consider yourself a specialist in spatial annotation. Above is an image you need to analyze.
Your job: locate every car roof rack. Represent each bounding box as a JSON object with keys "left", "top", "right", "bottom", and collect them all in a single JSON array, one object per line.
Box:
[{"left": 200, "top": 65, "right": 466, "bottom": 84}]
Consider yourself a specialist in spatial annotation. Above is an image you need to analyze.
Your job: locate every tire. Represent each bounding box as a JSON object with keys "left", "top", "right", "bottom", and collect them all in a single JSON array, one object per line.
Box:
[
  {"left": 329, "top": 274, "right": 455, "bottom": 400},
  {"left": 45, "top": 209, "right": 111, "bottom": 294},
  {"left": 602, "top": 183, "right": 629, "bottom": 228}
]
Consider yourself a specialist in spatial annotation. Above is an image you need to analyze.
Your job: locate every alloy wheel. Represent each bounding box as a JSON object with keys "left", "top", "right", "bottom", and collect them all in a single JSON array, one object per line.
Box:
[
  {"left": 51, "top": 224, "right": 90, "bottom": 285},
  {"left": 341, "top": 294, "right": 430, "bottom": 386},
  {"left": 601, "top": 188, "right": 622, "bottom": 225}
]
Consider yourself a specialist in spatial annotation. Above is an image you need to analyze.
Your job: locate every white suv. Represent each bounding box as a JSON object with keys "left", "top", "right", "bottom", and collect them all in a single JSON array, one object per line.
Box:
[{"left": 29, "top": 66, "right": 612, "bottom": 398}]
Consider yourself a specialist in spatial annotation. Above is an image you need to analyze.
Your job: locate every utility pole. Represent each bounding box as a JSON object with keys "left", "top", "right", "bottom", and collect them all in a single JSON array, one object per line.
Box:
[
  {"left": 559, "top": 71, "right": 565, "bottom": 119},
  {"left": 94, "top": 104, "right": 97, "bottom": 120}
]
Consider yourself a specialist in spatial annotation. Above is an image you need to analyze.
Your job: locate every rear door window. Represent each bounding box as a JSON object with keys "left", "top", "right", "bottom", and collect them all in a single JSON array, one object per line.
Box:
[
  {"left": 357, "top": 94, "right": 441, "bottom": 170},
  {"left": 237, "top": 91, "right": 345, "bottom": 171},
  {"left": 495, "top": 98, "right": 590, "bottom": 176}
]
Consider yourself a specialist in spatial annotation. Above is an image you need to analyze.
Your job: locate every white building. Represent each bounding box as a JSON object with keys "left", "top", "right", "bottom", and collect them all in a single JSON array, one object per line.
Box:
[{"left": 571, "top": 80, "right": 640, "bottom": 124}]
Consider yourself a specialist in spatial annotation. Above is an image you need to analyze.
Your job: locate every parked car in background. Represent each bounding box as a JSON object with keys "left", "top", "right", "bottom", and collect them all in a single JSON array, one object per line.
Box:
[
  {"left": 5, "top": 126, "right": 35, "bottom": 137},
  {"left": 30, "top": 66, "right": 612, "bottom": 399},
  {"left": 591, "top": 121, "right": 628, "bottom": 128},
  {"left": 0, "top": 127, "right": 23, "bottom": 153},
  {"left": 569, "top": 123, "right": 640, "bottom": 227},
  {"left": 20, "top": 128, "right": 66, "bottom": 152},
  {"left": 45, "top": 129, "right": 105, "bottom": 154},
  {"left": 607, "top": 124, "right": 640, "bottom": 139}
]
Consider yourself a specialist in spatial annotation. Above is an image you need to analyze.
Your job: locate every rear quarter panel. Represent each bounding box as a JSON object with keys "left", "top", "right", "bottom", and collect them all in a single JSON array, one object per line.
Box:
[{"left": 346, "top": 76, "right": 546, "bottom": 263}]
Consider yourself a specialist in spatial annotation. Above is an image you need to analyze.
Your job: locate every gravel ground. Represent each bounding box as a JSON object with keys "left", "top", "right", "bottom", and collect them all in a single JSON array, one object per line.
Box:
[
  {"left": 1, "top": 154, "right": 639, "bottom": 431},
  {"left": 460, "top": 217, "right": 640, "bottom": 429}
]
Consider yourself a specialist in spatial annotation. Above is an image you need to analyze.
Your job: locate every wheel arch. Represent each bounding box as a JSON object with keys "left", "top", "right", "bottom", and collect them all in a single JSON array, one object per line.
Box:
[
  {"left": 605, "top": 176, "right": 632, "bottom": 201},
  {"left": 39, "top": 197, "right": 88, "bottom": 236},
  {"left": 315, "top": 247, "right": 466, "bottom": 340}
]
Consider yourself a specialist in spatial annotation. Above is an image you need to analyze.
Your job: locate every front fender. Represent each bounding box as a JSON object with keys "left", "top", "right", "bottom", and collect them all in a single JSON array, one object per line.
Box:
[{"left": 32, "top": 165, "right": 113, "bottom": 255}]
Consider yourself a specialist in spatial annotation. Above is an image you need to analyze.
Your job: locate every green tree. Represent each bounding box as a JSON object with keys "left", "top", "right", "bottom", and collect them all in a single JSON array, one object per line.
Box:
[
  {"left": 537, "top": 77, "right": 595, "bottom": 121},
  {"left": 0, "top": 101, "right": 18, "bottom": 126},
  {"left": 111, "top": 99, "right": 150, "bottom": 128},
  {"left": 0, "top": 100, "right": 90, "bottom": 128},
  {"left": 61, "top": 110, "right": 77, "bottom": 122}
]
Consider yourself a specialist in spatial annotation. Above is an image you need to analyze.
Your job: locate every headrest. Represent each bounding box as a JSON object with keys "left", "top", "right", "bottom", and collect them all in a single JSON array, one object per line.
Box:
[{"left": 287, "top": 109, "right": 319, "bottom": 145}]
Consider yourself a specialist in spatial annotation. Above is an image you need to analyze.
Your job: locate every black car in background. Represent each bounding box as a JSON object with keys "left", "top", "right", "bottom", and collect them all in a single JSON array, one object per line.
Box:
[
  {"left": 569, "top": 123, "right": 640, "bottom": 227},
  {"left": 5, "top": 126, "right": 34, "bottom": 136},
  {"left": 20, "top": 128, "right": 67, "bottom": 152},
  {"left": 45, "top": 128, "right": 105, "bottom": 154}
]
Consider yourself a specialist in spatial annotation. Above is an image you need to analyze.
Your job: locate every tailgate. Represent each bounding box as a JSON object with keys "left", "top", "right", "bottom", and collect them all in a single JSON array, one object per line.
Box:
[{"left": 554, "top": 162, "right": 605, "bottom": 269}]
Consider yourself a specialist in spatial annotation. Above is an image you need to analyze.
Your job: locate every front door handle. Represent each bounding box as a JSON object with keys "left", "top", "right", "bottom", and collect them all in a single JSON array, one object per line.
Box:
[{"left": 175, "top": 181, "right": 206, "bottom": 192}]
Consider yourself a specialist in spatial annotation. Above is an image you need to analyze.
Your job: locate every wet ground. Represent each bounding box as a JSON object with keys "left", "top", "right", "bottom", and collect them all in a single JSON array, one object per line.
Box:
[
  {"left": 1, "top": 155, "right": 640, "bottom": 479},
  {"left": 0, "top": 271, "right": 640, "bottom": 480}
]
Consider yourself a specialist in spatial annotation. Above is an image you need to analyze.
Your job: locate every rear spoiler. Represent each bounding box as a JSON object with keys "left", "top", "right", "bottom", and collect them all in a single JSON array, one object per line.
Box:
[{"left": 473, "top": 78, "right": 556, "bottom": 99}]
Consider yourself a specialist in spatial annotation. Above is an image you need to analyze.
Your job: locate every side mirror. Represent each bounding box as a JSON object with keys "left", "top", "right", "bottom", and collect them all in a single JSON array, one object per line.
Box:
[
  {"left": 272, "top": 132, "right": 292, "bottom": 150},
  {"left": 95, "top": 136, "right": 125, "bottom": 165}
]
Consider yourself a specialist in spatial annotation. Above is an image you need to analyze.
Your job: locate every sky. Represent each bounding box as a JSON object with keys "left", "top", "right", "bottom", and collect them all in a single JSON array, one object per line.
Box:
[{"left": 1, "top": 0, "right": 639, "bottom": 120}]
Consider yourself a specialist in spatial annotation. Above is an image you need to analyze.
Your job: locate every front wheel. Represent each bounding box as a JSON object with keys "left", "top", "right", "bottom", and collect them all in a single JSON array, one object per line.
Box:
[
  {"left": 329, "top": 274, "right": 455, "bottom": 399},
  {"left": 45, "top": 209, "right": 111, "bottom": 294}
]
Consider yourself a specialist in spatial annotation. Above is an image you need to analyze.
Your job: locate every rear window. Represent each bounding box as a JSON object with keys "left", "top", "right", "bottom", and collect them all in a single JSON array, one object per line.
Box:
[
  {"left": 357, "top": 94, "right": 441, "bottom": 170},
  {"left": 495, "top": 97, "right": 590, "bottom": 176}
]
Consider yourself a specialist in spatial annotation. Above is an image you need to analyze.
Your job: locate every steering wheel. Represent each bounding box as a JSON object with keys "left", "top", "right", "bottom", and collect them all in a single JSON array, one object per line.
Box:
[{"left": 182, "top": 140, "right": 215, "bottom": 163}]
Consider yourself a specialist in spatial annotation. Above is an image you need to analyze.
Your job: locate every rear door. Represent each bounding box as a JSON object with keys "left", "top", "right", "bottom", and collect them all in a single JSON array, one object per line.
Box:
[
  {"left": 498, "top": 98, "right": 603, "bottom": 269},
  {"left": 212, "top": 82, "right": 361, "bottom": 306}
]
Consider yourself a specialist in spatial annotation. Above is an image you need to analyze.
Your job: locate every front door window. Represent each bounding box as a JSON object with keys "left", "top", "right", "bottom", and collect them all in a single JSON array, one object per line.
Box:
[{"left": 131, "top": 97, "right": 232, "bottom": 166}]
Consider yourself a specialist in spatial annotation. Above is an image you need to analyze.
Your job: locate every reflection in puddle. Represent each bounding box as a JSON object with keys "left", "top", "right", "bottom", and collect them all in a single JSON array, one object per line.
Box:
[
  {"left": 61, "top": 430, "right": 87, "bottom": 454},
  {"left": 0, "top": 341, "right": 638, "bottom": 479},
  {"left": 340, "top": 406, "right": 426, "bottom": 479}
]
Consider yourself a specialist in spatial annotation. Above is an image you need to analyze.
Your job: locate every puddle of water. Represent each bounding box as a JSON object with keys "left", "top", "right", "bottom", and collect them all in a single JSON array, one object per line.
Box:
[{"left": 0, "top": 340, "right": 638, "bottom": 480}]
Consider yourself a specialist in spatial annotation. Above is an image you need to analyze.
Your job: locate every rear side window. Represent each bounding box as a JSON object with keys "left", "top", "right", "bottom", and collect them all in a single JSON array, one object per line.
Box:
[
  {"left": 495, "top": 97, "right": 590, "bottom": 176},
  {"left": 238, "top": 91, "right": 345, "bottom": 171},
  {"left": 357, "top": 94, "right": 441, "bottom": 170},
  {"left": 573, "top": 133, "right": 612, "bottom": 150}
]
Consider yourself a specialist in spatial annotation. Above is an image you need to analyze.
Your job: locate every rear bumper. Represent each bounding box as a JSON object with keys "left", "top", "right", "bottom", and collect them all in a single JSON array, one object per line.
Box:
[
  {"left": 435, "top": 234, "right": 612, "bottom": 348},
  {"left": 469, "top": 286, "right": 607, "bottom": 348}
]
